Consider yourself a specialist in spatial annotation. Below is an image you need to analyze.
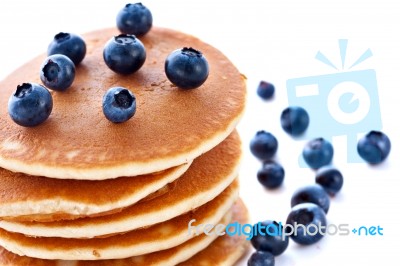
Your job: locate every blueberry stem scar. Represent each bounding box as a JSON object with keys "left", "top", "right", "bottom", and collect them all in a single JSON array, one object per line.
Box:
[
  {"left": 54, "top": 32, "right": 70, "bottom": 42},
  {"left": 114, "top": 89, "right": 134, "bottom": 109},
  {"left": 182, "top": 47, "right": 202, "bottom": 57},
  {"left": 15, "top": 83, "right": 32, "bottom": 98},
  {"left": 42, "top": 60, "right": 60, "bottom": 82}
]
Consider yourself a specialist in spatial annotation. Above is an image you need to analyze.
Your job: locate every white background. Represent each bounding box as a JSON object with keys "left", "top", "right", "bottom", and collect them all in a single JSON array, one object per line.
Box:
[{"left": 0, "top": 1, "right": 399, "bottom": 265}]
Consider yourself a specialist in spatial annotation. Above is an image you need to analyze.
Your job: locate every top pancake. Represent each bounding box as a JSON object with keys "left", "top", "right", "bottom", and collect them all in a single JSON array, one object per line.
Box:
[{"left": 0, "top": 27, "right": 246, "bottom": 180}]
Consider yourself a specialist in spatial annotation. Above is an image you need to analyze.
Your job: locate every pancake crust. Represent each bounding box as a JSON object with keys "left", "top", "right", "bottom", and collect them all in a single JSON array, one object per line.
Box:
[
  {"left": 0, "top": 200, "right": 249, "bottom": 266},
  {"left": 0, "top": 162, "right": 190, "bottom": 221},
  {"left": 0, "top": 130, "right": 240, "bottom": 224},
  {"left": 0, "top": 27, "right": 246, "bottom": 180}
]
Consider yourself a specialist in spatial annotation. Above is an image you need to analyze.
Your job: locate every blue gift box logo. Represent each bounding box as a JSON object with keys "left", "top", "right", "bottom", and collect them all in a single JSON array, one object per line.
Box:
[{"left": 286, "top": 39, "right": 382, "bottom": 164}]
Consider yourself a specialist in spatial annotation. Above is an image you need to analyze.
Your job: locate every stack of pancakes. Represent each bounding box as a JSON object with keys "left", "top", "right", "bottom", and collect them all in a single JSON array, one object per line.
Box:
[{"left": 0, "top": 27, "right": 248, "bottom": 265}]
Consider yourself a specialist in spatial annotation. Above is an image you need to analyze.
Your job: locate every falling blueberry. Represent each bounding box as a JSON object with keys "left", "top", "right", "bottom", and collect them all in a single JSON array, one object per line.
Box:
[
  {"left": 251, "top": 220, "right": 289, "bottom": 255},
  {"left": 257, "top": 161, "right": 285, "bottom": 189},
  {"left": 286, "top": 203, "right": 327, "bottom": 245},
  {"left": 357, "top": 131, "right": 391, "bottom": 164},
  {"left": 257, "top": 81, "right": 275, "bottom": 100},
  {"left": 302, "top": 138, "right": 334, "bottom": 169},
  {"left": 280, "top": 106, "right": 309, "bottom": 136},
  {"left": 291, "top": 185, "right": 330, "bottom": 214},
  {"left": 315, "top": 167, "right": 344, "bottom": 196},
  {"left": 248, "top": 250, "right": 275, "bottom": 266},
  {"left": 250, "top": 131, "right": 278, "bottom": 161}
]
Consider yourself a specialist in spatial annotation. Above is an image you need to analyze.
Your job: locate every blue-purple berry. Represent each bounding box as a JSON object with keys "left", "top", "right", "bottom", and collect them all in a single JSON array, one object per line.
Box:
[
  {"left": 165, "top": 47, "right": 209, "bottom": 89},
  {"left": 302, "top": 138, "right": 334, "bottom": 169},
  {"left": 251, "top": 220, "right": 289, "bottom": 256},
  {"left": 48, "top": 32, "right": 86, "bottom": 65},
  {"left": 315, "top": 167, "right": 343, "bottom": 196},
  {"left": 291, "top": 185, "right": 330, "bottom": 214},
  {"left": 286, "top": 203, "right": 327, "bottom": 245},
  {"left": 103, "top": 34, "right": 146, "bottom": 75},
  {"left": 250, "top": 131, "right": 278, "bottom": 161},
  {"left": 40, "top": 54, "right": 75, "bottom": 91},
  {"left": 257, "top": 161, "right": 285, "bottom": 189},
  {"left": 257, "top": 81, "right": 275, "bottom": 100},
  {"left": 248, "top": 251, "right": 275, "bottom": 266},
  {"left": 280, "top": 106, "right": 309, "bottom": 136},
  {"left": 102, "top": 87, "right": 136, "bottom": 123},
  {"left": 357, "top": 131, "right": 391, "bottom": 164},
  {"left": 116, "top": 3, "right": 153, "bottom": 36},
  {"left": 8, "top": 83, "right": 53, "bottom": 127}
]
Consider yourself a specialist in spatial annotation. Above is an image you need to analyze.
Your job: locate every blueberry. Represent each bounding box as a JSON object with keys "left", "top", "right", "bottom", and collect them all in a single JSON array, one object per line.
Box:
[
  {"left": 286, "top": 203, "right": 327, "bottom": 245},
  {"left": 40, "top": 54, "right": 75, "bottom": 91},
  {"left": 248, "top": 251, "right": 275, "bottom": 266},
  {"left": 8, "top": 83, "right": 53, "bottom": 127},
  {"left": 116, "top": 3, "right": 153, "bottom": 36},
  {"left": 165, "top": 47, "right": 209, "bottom": 89},
  {"left": 257, "top": 161, "right": 285, "bottom": 189},
  {"left": 357, "top": 131, "right": 391, "bottom": 164},
  {"left": 315, "top": 167, "right": 343, "bottom": 196},
  {"left": 280, "top": 106, "right": 309, "bottom": 136},
  {"left": 48, "top": 32, "right": 86, "bottom": 65},
  {"left": 251, "top": 220, "right": 289, "bottom": 256},
  {"left": 103, "top": 87, "right": 136, "bottom": 123},
  {"left": 257, "top": 81, "right": 275, "bottom": 100},
  {"left": 250, "top": 131, "right": 278, "bottom": 161},
  {"left": 302, "top": 138, "right": 333, "bottom": 169},
  {"left": 103, "top": 34, "right": 146, "bottom": 75},
  {"left": 291, "top": 185, "right": 330, "bottom": 214}
]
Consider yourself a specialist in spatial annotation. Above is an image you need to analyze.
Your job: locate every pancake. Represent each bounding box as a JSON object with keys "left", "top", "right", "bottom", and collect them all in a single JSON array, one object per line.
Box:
[
  {"left": 0, "top": 178, "right": 238, "bottom": 239},
  {"left": 0, "top": 130, "right": 241, "bottom": 224},
  {"left": 0, "top": 181, "right": 238, "bottom": 260},
  {"left": 0, "top": 27, "right": 246, "bottom": 180},
  {"left": 0, "top": 162, "right": 190, "bottom": 222},
  {"left": 0, "top": 200, "right": 249, "bottom": 266}
]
